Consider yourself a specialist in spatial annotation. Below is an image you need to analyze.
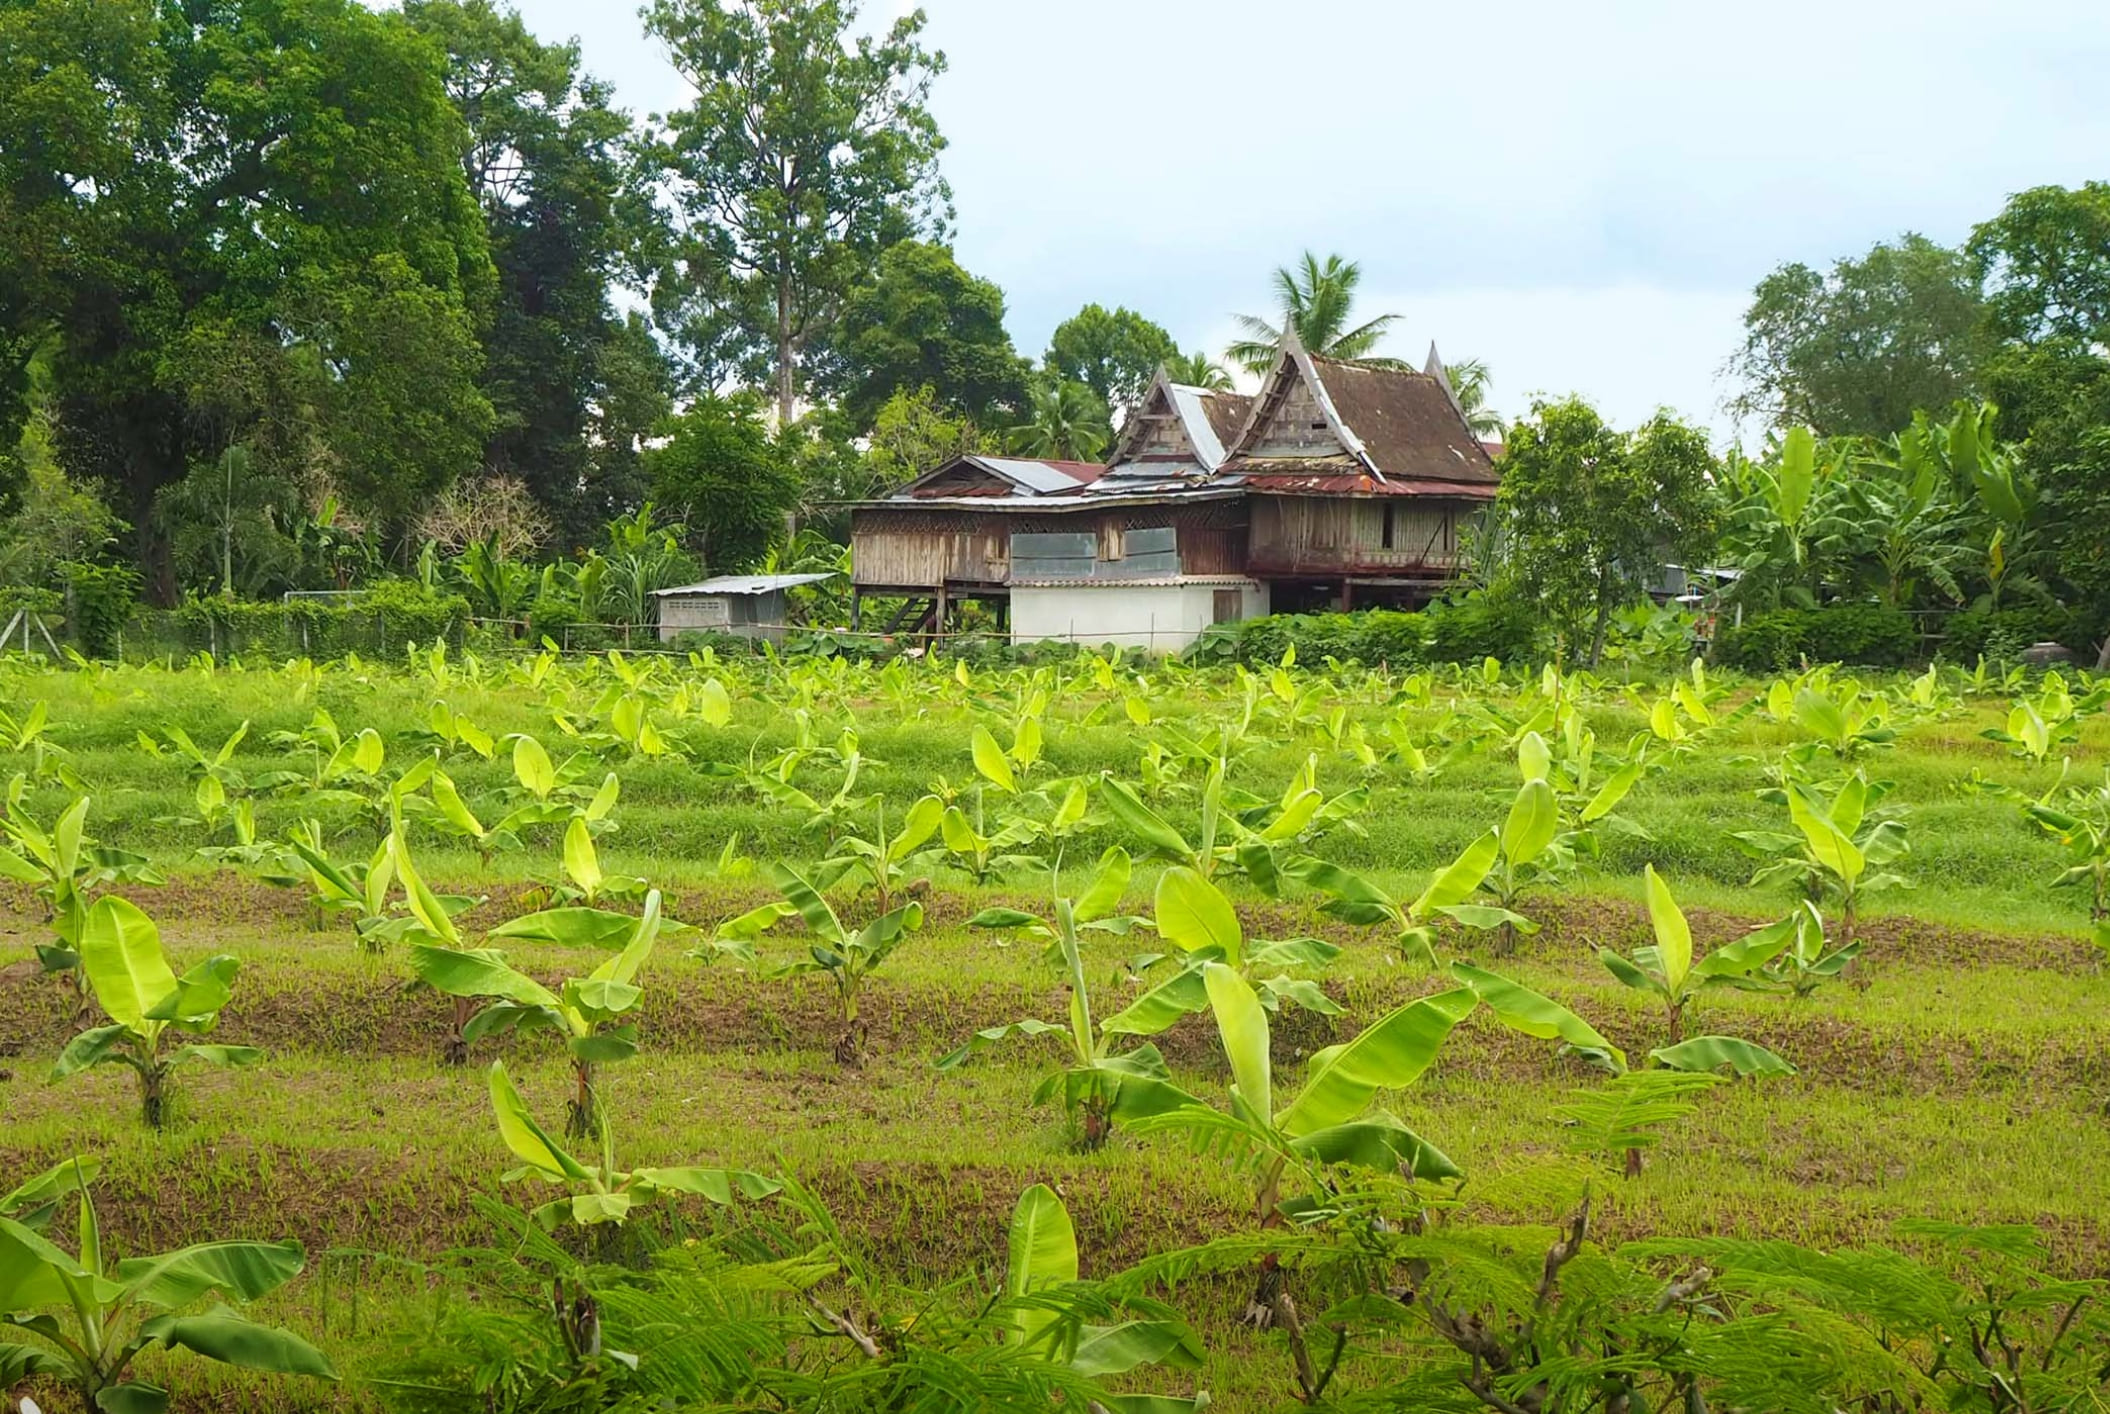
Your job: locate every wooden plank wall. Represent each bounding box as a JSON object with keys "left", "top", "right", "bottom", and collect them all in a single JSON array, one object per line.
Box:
[
  {"left": 851, "top": 503, "right": 1249, "bottom": 587},
  {"left": 1247, "top": 496, "right": 1467, "bottom": 574}
]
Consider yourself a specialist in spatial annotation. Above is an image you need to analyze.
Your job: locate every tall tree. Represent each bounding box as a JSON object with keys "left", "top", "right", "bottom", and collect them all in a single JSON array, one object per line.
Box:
[
  {"left": 0, "top": 0, "right": 494, "bottom": 596},
  {"left": 1495, "top": 399, "right": 1720, "bottom": 665},
  {"left": 1008, "top": 379, "right": 1111, "bottom": 463},
  {"left": 1725, "top": 234, "right": 1987, "bottom": 438},
  {"left": 1969, "top": 183, "right": 2110, "bottom": 662},
  {"left": 822, "top": 240, "right": 1026, "bottom": 428},
  {"left": 1227, "top": 253, "right": 1401, "bottom": 375},
  {"left": 1044, "top": 304, "right": 1177, "bottom": 415},
  {"left": 404, "top": 0, "right": 662, "bottom": 545},
  {"left": 645, "top": 394, "right": 799, "bottom": 572},
  {"left": 643, "top": 0, "right": 949, "bottom": 423},
  {"left": 1445, "top": 359, "right": 1506, "bottom": 440},
  {"left": 1163, "top": 350, "right": 1232, "bottom": 391}
]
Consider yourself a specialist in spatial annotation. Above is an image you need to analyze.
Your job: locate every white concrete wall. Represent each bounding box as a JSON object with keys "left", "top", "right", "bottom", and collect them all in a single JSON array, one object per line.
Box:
[{"left": 1011, "top": 581, "right": 1267, "bottom": 653}]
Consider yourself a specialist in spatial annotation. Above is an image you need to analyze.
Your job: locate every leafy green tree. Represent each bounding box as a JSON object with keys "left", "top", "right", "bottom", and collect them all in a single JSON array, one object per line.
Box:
[
  {"left": 1496, "top": 398, "right": 1720, "bottom": 664},
  {"left": 1227, "top": 252, "right": 1401, "bottom": 375},
  {"left": 155, "top": 445, "right": 303, "bottom": 600},
  {"left": 0, "top": 0, "right": 495, "bottom": 593},
  {"left": 404, "top": 0, "right": 666, "bottom": 545},
  {"left": 1726, "top": 234, "right": 1987, "bottom": 437},
  {"left": 824, "top": 241, "right": 1027, "bottom": 427},
  {"left": 864, "top": 385, "right": 985, "bottom": 491},
  {"left": 1163, "top": 349, "right": 1232, "bottom": 391},
  {"left": 642, "top": 0, "right": 949, "bottom": 423},
  {"left": 1969, "top": 183, "right": 2110, "bottom": 663},
  {"left": 1007, "top": 378, "right": 1111, "bottom": 463},
  {"left": 1445, "top": 358, "right": 1506, "bottom": 439},
  {"left": 646, "top": 395, "right": 798, "bottom": 572},
  {"left": 1044, "top": 304, "right": 1177, "bottom": 415}
]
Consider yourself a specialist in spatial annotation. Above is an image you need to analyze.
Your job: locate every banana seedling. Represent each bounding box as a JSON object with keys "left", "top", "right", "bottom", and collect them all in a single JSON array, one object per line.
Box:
[
  {"left": 386, "top": 821, "right": 489, "bottom": 1062},
  {"left": 937, "top": 791, "right": 1042, "bottom": 885},
  {"left": 49, "top": 897, "right": 262, "bottom": 1128},
  {"left": 419, "top": 699, "right": 497, "bottom": 759},
  {"left": 485, "top": 1059, "right": 779, "bottom": 1230},
  {"left": 938, "top": 849, "right": 1193, "bottom": 1150},
  {"left": 1983, "top": 672, "right": 2105, "bottom": 765},
  {"left": 828, "top": 794, "right": 943, "bottom": 913},
  {"left": 1098, "top": 866, "right": 1343, "bottom": 1039},
  {"left": 523, "top": 815, "right": 647, "bottom": 907},
  {"left": 409, "top": 891, "right": 669, "bottom": 1138},
  {"left": 2026, "top": 768, "right": 2110, "bottom": 957},
  {"left": 0, "top": 1160, "right": 335, "bottom": 1412},
  {"left": 1754, "top": 899, "right": 1862, "bottom": 997},
  {"left": 424, "top": 765, "right": 578, "bottom": 864},
  {"left": 1284, "top": 829, "right": 1503, "bottom": 967},
  {"left": 728, "top": 865, "right": 925, "bottom": 1064},
  {"left": 1598, "top": 867, "right": 1793, "bottom": 1048},
  {"left": 1127, "top": 962, "right": 1479, "bottom": 1325},
  {"left": 136, "top": 719, "right": 251, "bottom": 795},
  {"left": 1765, "top": 673, "right": 1900, "bottom": 763},
  {"left": 1000, "top": 1184, "right": 1207, "bottom": 1407},
  {"left": 0, "top": 699, "right": 65, "bottom": 778},
  {"left": 1731, "top": 769, "right": 1907, "bottom": 950},
  {"left": 0, "top": 793, "right": 164, "bottom": 1005}
]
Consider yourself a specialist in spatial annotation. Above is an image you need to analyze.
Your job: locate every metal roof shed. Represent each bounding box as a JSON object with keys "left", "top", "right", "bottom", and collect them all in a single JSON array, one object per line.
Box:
[{"left": 650, "top": 572, "right": 837, "bottom": 644}]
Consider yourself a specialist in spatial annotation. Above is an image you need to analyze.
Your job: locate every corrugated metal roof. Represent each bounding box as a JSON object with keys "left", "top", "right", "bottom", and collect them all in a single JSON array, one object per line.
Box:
[
  {"left": 1166, "top": 384, "right": 1230, "bottom": 469},
  {"left": 652, "top": 572, "right": 840, "bottom": 597},
  {"left": 864, "top": 487, "right": 1245, "bottom": 512},
  {"left": 972, "top": 456, "right": 1106, "bottom": 494},
  {"left": 1241, "top": 472, "right": 1497, "bottom": 500}
]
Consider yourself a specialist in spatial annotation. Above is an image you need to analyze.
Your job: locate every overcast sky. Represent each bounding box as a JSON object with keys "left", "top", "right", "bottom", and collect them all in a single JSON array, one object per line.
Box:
[{"left": 483, "top": 0, "right": 2110, "bottom": 442}]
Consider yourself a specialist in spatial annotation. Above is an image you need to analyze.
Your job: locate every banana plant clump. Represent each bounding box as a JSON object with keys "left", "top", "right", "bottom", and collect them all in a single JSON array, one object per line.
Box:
[
  {"left": 0, "top": 1158, "right": 336, "bottom": 1413},
  {"left": 50, "top": 897, "right": 262, "bottom": 1128}
]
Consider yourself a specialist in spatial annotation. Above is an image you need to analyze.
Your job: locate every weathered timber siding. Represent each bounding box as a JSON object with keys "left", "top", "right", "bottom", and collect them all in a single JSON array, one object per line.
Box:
[
  {"left": 852, "top": 502, "right": 1247, "bottom": 589},
  {"left": 1246, "top": 495, "right": 1472, "bottom": 575}
]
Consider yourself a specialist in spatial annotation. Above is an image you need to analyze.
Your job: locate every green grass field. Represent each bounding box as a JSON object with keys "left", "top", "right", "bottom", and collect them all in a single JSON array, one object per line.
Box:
[{"left": 2, "top": 652, "right": 2106, "bottom": 1410}]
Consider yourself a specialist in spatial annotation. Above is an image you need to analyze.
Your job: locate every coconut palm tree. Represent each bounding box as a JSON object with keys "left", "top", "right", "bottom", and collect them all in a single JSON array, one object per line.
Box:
[
  {"left": 1226, "top": 252, "right": 1403, "bottom": 375},
  {"left": 1007, "top": 378, "right": 1112, "bottom": 462},
  {"left": 1163, "top": 349, "right": 1233, "bottom": 391},
  {"left": 1446, "top": 359, "right": 1507, "bottom": 440}
]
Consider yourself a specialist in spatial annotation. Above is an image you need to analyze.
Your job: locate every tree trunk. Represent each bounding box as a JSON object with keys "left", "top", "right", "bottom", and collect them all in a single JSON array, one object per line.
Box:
[
  {"left": 1587, "top": 576, "right": 1614, "bottom": 667},
  {"left": 775, "top": 274, "right": 796, "bottom": 428},
  {"left": 2096, "top": 634, "right": 2110, "bottom": 673}
]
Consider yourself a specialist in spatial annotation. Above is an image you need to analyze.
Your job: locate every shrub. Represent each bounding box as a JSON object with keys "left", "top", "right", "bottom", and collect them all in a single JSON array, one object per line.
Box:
[
  {"left": 1716, "top": 604, "right": 1920, "bottom": 670},
  {"left": 1422, "top": 593, "right": 1540, "bottom": 663},
  {"left": 363, "top": 580, "right": 468, "bottom": 647},
  {"left": 1939, "top": 606, "right": 2082, "bottom": 662},
  {"left": 61, "top": 561, "right": 139, "bottom": 659}
]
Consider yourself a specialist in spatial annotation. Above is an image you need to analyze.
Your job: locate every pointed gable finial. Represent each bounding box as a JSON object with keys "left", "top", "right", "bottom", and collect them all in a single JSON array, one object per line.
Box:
[
  {"left": 1279, "top": 322, "right": 1306, "bottom": 359},
  {"left": 1425, "top": 340, "right": 1470, "bottom": 426}
]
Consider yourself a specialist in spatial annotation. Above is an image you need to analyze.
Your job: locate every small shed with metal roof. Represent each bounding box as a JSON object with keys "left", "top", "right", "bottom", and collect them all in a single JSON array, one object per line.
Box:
[{"left": 651, "top": 572, "right": 838, "bottom": 644}]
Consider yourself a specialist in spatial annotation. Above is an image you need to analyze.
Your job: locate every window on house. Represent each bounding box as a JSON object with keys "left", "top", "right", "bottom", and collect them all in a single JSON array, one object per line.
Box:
[
  {"left": 1212, "top": 589, "right": 1244, "bottom": 624},
  {"left": 1099, "top": 524, "right": 1125, "bottom": 561},
  {"left": 1380, "top": 503, "right": 1397, "bottom": 550}
]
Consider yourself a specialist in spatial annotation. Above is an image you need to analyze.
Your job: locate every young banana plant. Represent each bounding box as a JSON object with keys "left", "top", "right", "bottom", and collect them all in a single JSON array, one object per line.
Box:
[
  {"left": 1599, "top": 866, "right": 1792, "bottom": 1048},
  {"left": 409, "top": 891, "right": 668, "bottom": 1138},
  {"left": 938, "top": 848, "right": 1193, "bottom": 1150},
  {"left": 0, "top": 1159, "right": 336, "bottom": 1411},
  {"left": 2025, "top": 768, "right": 2110, "bottom": 956},
  {"left": 1283, "top": 826, "right": 1510, "bottom": 967},
  {"left": 424, "top": 764, "right": 578, "bottom": 864},
  {"left": 0, "top": 794, "right": 164, "bottom": 1003},
  {"left": 485, "top": 1059, "right": 779, "bottom": 1232},
  {"left": 49, "top": 897, "right": 262, "bottom": 1128},
  {"left": 1128, "top": 963, "right": 1481, "bottom": 1330},
  {"left": 1096, "top": 865, "right": 1343, "bottom": 1041},
  {"left": 725, "top": 865, "right": 924, "bottom": 1065},
  {"left": 829, "top": 794, "right": 944, "bottom": 913},
  {"left": 1000, "top": 1183, "right": 1207, "bottom": 1408},
  {"left": 1732, "top": 769, "right": 1908, "bottom": 951}
]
